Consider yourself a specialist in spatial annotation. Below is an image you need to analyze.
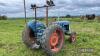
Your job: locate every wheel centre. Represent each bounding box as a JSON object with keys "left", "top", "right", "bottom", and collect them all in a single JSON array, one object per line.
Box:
[{"left": 50, "top": 33, "right": 58, "bottom": 46}]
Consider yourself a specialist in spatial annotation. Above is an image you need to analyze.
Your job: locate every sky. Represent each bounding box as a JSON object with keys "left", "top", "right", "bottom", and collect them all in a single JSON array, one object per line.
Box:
[{"left": 0, "top": 0, "right": 100, "bottom": 17}]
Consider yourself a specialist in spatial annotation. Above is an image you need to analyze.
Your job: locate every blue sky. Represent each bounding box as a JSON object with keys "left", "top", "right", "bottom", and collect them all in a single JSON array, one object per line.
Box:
[{"left": 0, "top": 0, "right": 100, "bottom": 17}]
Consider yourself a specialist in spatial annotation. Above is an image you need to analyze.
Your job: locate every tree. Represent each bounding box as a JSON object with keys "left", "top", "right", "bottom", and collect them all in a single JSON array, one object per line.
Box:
[
  {"left": 66, "top": 14, "right": 71, "bottom": 18},
  {"left": 0, "top": 15, "right": 7, "bottom": 20}
]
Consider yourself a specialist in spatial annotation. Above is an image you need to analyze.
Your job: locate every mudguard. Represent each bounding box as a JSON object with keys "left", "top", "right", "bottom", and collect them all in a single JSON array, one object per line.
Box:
[{"left": 27, "top": 20, "right": 46, "bottom": 39}]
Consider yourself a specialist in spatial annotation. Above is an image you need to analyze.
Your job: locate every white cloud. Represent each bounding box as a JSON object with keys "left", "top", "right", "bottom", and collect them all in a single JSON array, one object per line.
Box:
[{"left": 0, "top": 0, "right": 100, "bottom": 17}]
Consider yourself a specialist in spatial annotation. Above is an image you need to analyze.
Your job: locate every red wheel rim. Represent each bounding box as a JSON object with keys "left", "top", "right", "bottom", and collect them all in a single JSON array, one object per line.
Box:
[
  {"left": 50, "top": 32, "right": 59, "bottom": 47},
  {"left": 49, "top": 29, "right": 64, "bottom": 53}
]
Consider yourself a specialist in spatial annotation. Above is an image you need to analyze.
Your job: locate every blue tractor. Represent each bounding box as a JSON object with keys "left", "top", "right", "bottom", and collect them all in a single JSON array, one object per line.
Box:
[{"left": 22, "top": 0, "right": 76, "bottom": 56}]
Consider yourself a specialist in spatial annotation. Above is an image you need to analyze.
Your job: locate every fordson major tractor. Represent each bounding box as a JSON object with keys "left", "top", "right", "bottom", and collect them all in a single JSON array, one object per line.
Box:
[{"left": 22, "top": 0, "right": 76, "bottom": 56}]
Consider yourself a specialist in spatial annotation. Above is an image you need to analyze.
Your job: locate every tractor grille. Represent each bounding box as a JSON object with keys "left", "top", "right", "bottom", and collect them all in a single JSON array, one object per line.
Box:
[{"left": 64, "top": 25, "right": 69, "bottom": 31}]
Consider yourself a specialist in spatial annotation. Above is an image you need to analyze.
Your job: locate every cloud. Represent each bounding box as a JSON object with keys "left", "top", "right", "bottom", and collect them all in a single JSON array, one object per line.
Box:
[
  {"left": 0, "top": 2, "right": 7, "bottom": 6},
  {"left": 72, "top": 0, "right": 100, "bottom": 7},
  {"left": 0, "top": 0, "right": 100, "bottom": 17}
]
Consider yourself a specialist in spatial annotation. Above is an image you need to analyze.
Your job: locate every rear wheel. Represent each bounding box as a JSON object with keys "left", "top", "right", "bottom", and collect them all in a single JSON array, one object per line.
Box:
[
  {"left": 41, "top": 25, "right": 64, "bottom": 56},
  {"left": 22, "top": 26, "right": 37, "bottom": 49}
]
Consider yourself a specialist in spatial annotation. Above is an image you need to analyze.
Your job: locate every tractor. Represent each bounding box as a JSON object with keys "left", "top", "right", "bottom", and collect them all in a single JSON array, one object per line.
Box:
[{"left": 22, "top": 0, "right": 76, "bottom": 56}]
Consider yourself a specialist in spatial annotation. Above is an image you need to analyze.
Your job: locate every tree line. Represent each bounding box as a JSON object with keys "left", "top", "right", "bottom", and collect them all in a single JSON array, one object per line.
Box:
[{"left": 0, "top": 15, "right": 7, "bottom": 20}]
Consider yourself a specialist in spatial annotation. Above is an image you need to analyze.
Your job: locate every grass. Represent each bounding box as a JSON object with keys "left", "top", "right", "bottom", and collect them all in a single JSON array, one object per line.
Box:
[{"left": 0, "top": 18, "right": 100, "bottom": 56}]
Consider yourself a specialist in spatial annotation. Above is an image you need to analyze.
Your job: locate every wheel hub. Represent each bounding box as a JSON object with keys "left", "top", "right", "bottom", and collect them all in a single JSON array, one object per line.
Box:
[
  {"left": 50, "top": 32, "right": 58, "bottom": 46},
  {"left": 71, "top": 35, "right": 76, "bottom": 42}
]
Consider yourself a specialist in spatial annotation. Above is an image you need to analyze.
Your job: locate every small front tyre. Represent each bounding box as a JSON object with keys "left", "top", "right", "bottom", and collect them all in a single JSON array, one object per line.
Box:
[{"left": 69, "top": 32, "right": 77, "bottom": 43}]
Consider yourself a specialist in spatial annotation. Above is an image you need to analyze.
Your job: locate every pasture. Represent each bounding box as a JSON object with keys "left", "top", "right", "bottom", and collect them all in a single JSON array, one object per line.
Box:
[{"left": 0, "top": 18, "right": 100, "bottom": 56}]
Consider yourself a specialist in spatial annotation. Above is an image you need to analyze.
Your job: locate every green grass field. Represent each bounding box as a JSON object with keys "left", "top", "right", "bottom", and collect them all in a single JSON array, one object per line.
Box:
[{"left": 0, "top": 18, "right": 100, "bottom": 56}]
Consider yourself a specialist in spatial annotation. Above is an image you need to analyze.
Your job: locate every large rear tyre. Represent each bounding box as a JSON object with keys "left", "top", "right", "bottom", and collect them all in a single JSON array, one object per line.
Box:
[
  {"left": 22, "top": 26, "right": 36, "bottom": 49},
  {"left": 41, "top": 25, "right": 64, "bottom": 56}
]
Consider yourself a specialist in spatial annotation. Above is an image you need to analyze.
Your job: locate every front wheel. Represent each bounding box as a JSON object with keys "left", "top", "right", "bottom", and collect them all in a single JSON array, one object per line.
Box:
[
  {"left": 69, "top": 32, "right": 77, "bottom": 43},
  {"left": 41, "top": 25, "right": 64, "bottom": 56}
]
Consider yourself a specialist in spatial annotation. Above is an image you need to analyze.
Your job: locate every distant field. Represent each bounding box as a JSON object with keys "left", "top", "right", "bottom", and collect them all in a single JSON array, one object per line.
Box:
[{"left": 0, "top": 18, "right": 100, "bottom": 56}]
